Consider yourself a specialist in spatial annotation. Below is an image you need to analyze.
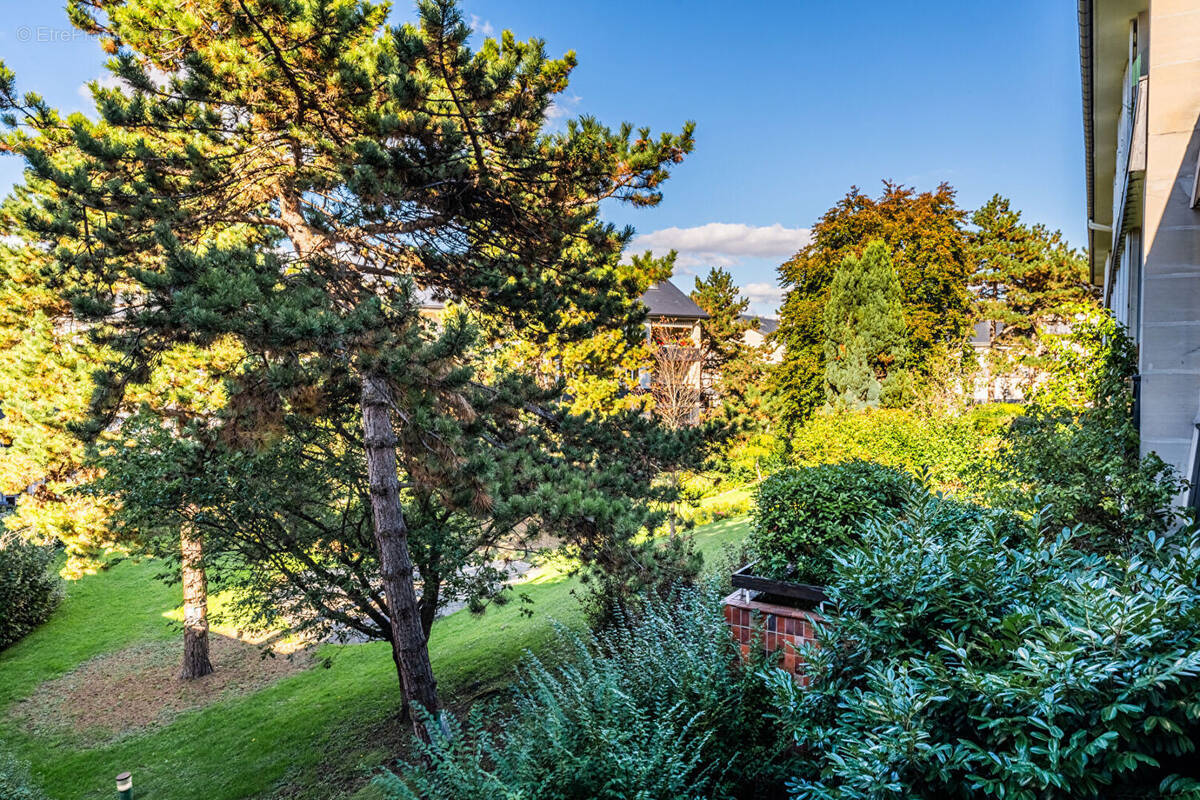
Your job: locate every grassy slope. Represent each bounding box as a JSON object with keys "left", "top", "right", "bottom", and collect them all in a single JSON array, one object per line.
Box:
[{"left": 0, "top": 516, "right": 751, "bottom": 800}]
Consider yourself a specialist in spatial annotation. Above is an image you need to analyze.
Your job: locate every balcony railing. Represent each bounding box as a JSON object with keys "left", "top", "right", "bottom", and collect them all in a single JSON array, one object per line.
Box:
[{"left": 1111, "top": 61, "right": 1147, "bottom": 259}]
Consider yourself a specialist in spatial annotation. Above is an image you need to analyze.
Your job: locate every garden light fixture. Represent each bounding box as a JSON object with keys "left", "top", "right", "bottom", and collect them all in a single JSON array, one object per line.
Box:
[{"left": 115, "top": 771, "right": 132, "bottom": 799}]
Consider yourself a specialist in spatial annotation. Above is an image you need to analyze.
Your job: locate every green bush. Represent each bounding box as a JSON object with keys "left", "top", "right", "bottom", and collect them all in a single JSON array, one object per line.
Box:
[
  {"left": 988, "top": 309, "right": 1187, "bottom": 550},
  {"left": 0, "top": 532, "right": 61, "bottom": 651},
  {"left": 749, "top": 461, "right": 915, "bottom": 583},
  {"left": 790, "top": 405, "right": 1018, "bottom": 493},
  {"left": 379, "top": 586, "right": 799, "bottom": 800},
  {"left": 0, "top": 745, "right": 48, "bottom": 800},
  {"left": 764, "top": 492, "right": 1200, "bottom": 799}
]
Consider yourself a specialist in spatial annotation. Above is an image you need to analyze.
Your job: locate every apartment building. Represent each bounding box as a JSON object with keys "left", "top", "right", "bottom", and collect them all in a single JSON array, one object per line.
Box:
[{"left": 1079, "top": 0, "right": 1200, "bottom": 492}]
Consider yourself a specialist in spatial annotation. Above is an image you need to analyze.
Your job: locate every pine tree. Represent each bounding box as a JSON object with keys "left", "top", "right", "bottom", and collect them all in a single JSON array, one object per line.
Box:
[
  {"left": 774, "top": 182, "right": 971, "bottom": 425},
  {"left": 970, "top": 196, "right": 1095, "bottom": 342},
  {"left": 1, "top": 0, "right": 692, "bottom": 736},
  {"left": 690, "top": 268, "right": 753, "bottom": 377},
  {"left": 492, "top": 250, "right": 675, "bottom": 418},
  {"left": 822, "top": 241, "right": 910, "bottom": 409}
]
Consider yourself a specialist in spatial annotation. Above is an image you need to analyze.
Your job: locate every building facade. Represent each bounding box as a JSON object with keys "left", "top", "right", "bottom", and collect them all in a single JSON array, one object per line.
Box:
[
  {"left": 638, "top": 279, "right": 707, "bottom": 423},
  {"left": 740, "top": 315, "right": 785, "bottom": 364},
  {"left": 1079, "top": 0, "right": 1200, "bottom": 492}
]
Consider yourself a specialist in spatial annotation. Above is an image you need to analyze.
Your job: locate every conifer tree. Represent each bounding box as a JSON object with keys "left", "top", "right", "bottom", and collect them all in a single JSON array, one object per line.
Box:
[
  {"left": 1, "top": 0, "right": 692, "bottom": 736},
  {"left": 970, "top": 195, "right": 1094, "bottom": 341},
  {"left": 493, "top": 250, "right": 675, "bottom": 418},
  {"left": 822, "top": 241, "right": 910, "bottom": 409},
  {"left": 774, "top": 182, "right": 971, "bottom": 425},
  {"left": 690, "top": 267, "right": 753, "bottom": 377}
]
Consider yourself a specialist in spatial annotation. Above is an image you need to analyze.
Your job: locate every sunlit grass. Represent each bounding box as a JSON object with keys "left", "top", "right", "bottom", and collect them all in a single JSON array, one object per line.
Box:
[{"left": 0, "top": 516, "right": 752, "bottom": 800}]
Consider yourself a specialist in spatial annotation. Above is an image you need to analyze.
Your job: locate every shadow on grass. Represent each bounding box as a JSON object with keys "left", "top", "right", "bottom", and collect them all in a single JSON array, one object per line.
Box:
[{"left": 0, "top": 516, "right": 752, "bottom": 800}]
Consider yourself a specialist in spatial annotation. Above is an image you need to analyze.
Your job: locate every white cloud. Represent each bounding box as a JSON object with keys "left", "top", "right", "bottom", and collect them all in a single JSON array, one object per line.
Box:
[
  {"left": 77, "top": 67, "right": 170, "bottom": 104},
  {"left": 469, "top": 14, "right": 495, "bottom": 36},
  {"left": 546, "top": 93, "right": 582, "bottom": 122},
  {"left": 743, "top": 282, "right": 786, "bottom": 308},
  {"left": 628, "top": 222, "right": 811, "bottom": 266},
  {"left": 77, "top": 73, "right": 123, "bottom": 102}
]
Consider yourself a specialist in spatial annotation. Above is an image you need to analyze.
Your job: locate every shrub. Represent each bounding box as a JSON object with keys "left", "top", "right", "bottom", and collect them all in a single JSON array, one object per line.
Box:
[
  {"left": 379, "top": 586, "right": 799, "bottom": 800},
  {"left": 0, "top": 531, "right": 61, "bottom": 651},
  {"left": 790, "top": 405, "right": 1018, "bottom": 493},
  {"left": 750, "top": 461, "right": 915, "bottom": 583},
  {"left": 0, "top": 745, "right": 48, "bottom": 800},
  {"left": 764, "top": 492, "right": 1200, "bottom": 799},
  {"left": 576, "top": 533, "right": 703, "bottom": 629},
  {"left": 988, "top": 308, "right": 1187, "bottom": 550}
]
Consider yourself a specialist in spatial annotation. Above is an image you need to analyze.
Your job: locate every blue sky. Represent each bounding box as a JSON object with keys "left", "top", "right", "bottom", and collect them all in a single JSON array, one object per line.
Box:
[{"left": 0, "top": 1, "right": 1085, "bottom": 315}]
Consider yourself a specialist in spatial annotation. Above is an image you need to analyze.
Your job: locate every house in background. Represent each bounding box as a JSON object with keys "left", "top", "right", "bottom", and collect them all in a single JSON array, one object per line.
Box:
[
  {"left": 968, "top": 321, "right": 1027, "bottom": 403},
  {"left": 739, "top": 315, "right": 784, "bottom": 363},
  {"left": 1079, "top": 0, "right": 1200, "bottom": 494},
  {"left": 639, "top": 279, "right": 708, "bottom": 349},
  {"left": 637, "top": 279, "right": 708, "bottom": 423},
  {"left": 417, "top": 279, "right": 710, "bottom": 422}
]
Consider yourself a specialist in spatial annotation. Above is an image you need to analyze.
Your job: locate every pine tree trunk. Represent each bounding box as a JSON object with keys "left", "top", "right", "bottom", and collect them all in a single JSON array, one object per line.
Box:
[
  {"left": 360, "top": 376, "right": 440, "bottom": 743},
  {"left": 180, "top": 526, "right": 214, "bottom": 679}
]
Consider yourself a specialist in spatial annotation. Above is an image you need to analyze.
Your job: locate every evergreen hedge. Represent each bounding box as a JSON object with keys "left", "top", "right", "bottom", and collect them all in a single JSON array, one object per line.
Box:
[
  {"left": 0, "top": 532, "right": 61, "bottom": 651},
  {"left": 750, "top": 461, "right": 915, "bottom": 583},
  {"left": 766, "top": 492, "right": 1200, "bottom": 799}
]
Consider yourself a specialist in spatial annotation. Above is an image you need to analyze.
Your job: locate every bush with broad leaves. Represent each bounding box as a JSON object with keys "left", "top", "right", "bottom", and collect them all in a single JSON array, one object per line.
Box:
[{"left": 763, "top": 490, "right": 1200, "bottom": 799}]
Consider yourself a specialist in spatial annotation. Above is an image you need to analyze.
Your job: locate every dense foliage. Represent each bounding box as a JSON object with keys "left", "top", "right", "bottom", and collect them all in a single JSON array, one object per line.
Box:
[
  {"left": 790, "top": 405, "right": 1019, "bottom": 494},
  {"left": 0, "top": 531, "right": 61, "bottom": 651},
  {"left": 380, "top": 587, "right": 798, "bottom": 800},
  {"left": 749, "top": 461, "right": 914, "bottom": 583},
  {"left": 1, "top": 0, "right": 698, "bottom": 729},
  {"left": 765, "top": 492, "right": 1200, "bottom": 799},
  {"left": 968, "top": 195, "right": 1095, "bottom": 397},
  {"left": 990, "top": 308, "right": 1186, "bottom": 548},
  {"left": 822, "top": 242, "right": 910, "bottom": 409},
  {"left": 0, "top": 746, "right": 47, "bottom": 800},
  {"left": 774, "top": 182, "right": 972, "bottom": 425},
  {"left": 0, "top": 244, "right": 114, "bottom": 577}
]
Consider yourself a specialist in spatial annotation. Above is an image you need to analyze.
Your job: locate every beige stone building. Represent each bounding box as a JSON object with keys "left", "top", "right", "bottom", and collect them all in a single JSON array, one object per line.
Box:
[
  {"left": 1079, "top": 0, "right": 1200, "bottom": 492},
  {"left": 739, "top": 315, "right": 784, "bottom": 363}
]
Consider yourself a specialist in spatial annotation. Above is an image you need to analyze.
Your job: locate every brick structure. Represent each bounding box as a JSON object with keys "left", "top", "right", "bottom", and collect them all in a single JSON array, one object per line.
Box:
[{"left": 723, "top": 588, "right": 822, "bottom": 684}]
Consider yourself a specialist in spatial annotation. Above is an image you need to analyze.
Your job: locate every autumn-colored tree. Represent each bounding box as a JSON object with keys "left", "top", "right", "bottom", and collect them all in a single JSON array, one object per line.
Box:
[{"left": 774, "top": 182, "right": 972, "bottom": 426}]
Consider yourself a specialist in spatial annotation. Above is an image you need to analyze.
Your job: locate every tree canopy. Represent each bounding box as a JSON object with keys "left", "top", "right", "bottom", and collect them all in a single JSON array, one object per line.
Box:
[
  {"left": 774, "top": 182, "right": 972, "bottom": 425},
  {"left": 1, "top": 0, "right": 696, "bottom": 738}
]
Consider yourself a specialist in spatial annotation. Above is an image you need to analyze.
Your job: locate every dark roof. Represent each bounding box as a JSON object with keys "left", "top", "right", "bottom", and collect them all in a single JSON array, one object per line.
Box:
[
  {"left": 639, "top": 280, "right": 708, "bottom": 320},
  {"left": 739, "top": 314, "right": 779, "bottom": 335}
]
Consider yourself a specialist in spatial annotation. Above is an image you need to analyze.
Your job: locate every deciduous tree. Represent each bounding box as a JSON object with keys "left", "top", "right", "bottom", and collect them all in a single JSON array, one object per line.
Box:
[{"left": 774, "top": 182, "right": 971, "bottom": 426}]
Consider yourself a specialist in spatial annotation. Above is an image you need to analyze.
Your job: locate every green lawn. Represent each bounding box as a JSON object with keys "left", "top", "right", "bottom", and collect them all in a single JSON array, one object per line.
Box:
[{"left": 0, "top": 516, "right": 751, "bottom": 800}]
